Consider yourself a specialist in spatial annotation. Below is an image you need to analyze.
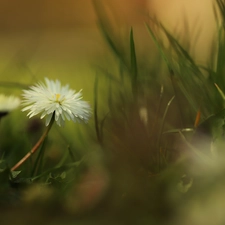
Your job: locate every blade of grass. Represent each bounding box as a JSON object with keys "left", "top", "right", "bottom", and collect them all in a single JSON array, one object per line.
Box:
[
  {"left": 160, "top": 24, "right": 202, "bottom": 76},
  {"left": 0, "top": 81, "right": 29, "bottom": 89},
  {"left": 130, "top": 28, "right": 138, "bottom": 96},
  {"left": 67, "top": 145, "right": 76, "bottom": 162},
  {"left": 157, "top": 95, "right": 175, "bottom": 147},
  {"left": 163, "top": 128, "right": 194, "bottom": 135},
  {"left": 30, "top": 137, "right": 48, "bottom": 177},
  {"left": 94, "top": 74, "right": 102, "bottom": 144},
  {"left": 145, "top": 23, "right": 170, "bottom": 68},
  {"left": 157, "top": 95, "right": 175, "bottom": 171},
  {"left": 31, "top": 160, "right": 84, "bottom": 182},
  {"left": 94, "top": 66, "right": 123, "bottom": 86},
  {"left": 92, "top": 0, "right": 128, "bottom": 70},
  {"left": 214, "top": 83, "right": 225, "bottom": 100},
  {"left": 146, "top": 22, "right": 200, "bottom": 115},
  {"left": 216, "top": 0, "right": 225, "bottom": 24},
  {"left": 214, "top": 27, "right": 225, "bottom": 91},
  {"left": 150, "top": 85, "right": 164, "bottom": 137},
  {"left": 98, "top": 20, "right": 126, "bottom": 68},
  {"left": 54, "top": 148, "right": 69, "bottom": 168}
]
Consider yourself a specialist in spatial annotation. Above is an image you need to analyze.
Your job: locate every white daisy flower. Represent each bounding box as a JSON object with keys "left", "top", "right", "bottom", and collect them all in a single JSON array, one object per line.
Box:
[
  {"left": 0, "top": 94, "right": 20, "bottom": 117},
  {"left": 22, "top": 78, "right": 91, "bottom": 127}
]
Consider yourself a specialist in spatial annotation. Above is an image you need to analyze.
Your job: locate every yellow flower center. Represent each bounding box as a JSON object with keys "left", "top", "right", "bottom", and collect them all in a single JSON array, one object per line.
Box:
[{"left": 55, "top": 94, "right": 61, "bottom": 102}]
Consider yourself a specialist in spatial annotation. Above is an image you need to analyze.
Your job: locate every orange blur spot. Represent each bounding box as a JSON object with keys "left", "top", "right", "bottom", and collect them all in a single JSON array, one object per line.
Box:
[{"left": 194, "top": 109, "right": 201, "bottom": 128}]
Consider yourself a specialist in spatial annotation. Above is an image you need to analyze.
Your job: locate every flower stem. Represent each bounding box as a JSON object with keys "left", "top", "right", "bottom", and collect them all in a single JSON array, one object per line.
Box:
[{"left": 11, "top": 116, "right": 55, "bottom": 171}]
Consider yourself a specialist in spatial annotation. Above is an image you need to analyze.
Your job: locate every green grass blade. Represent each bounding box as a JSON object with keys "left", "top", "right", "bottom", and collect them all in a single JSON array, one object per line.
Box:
[
  {"left": 92, "top": 0, "right": 128, "bottom": 69},
  {"left": 145, "top": 23, "right": 170, "bottom": 68},
  {"left": 160, "top": 24, "right": 202, "bottom": 75},
  {"left": 93, "top": 74, "right": 102, "bottom": 144},
  {"left": 130, "top": 28, "right": 138, "bottom": 95},
  {"left": 216, "top": 0, "right": 225, "bottom": 24},
  {"left": 158, "top": 96, "right": 175, "bottom": 144},
  {"left": 30, "top": 138, "right": 48, "bottom": 177}
]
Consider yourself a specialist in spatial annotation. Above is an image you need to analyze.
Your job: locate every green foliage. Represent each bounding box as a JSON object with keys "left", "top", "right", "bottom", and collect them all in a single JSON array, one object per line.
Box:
[{"left": 88, "top": 0, "right": 225, "bottom": 224}]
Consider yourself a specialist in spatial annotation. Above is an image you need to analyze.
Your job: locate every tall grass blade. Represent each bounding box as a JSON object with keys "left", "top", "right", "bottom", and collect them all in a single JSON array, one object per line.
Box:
[
  {"left": 157, "top": 95, "right": 175, "bottom": 147},
  {"left": 157, "top": 96, "right": 175, "bottom": 171},
  {"left": 30, "top": 138, "right": 47, "bottom": 177},
  {"left": 216, "top": 0, "right": 225, "bottom": 25},
  {"left": 145, "top": 23, "right": 170, "bottom": 68},
  {"left": 92, "top": 0, "right": 127, "bottom": 69},
  {"left": 93, "top": 74, "right": 102, "bottom": 144},
  {"left": 160, "top": 24, "right": 202, "bottom": 75},
  {"left": 130, "top": 28, "right": 138, "bottom": 96}
]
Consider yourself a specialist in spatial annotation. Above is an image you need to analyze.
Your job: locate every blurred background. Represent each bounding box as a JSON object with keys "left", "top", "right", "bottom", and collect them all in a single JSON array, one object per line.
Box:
[{"left": 0, "top": 0, "right": 217, "bottom": 76}]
